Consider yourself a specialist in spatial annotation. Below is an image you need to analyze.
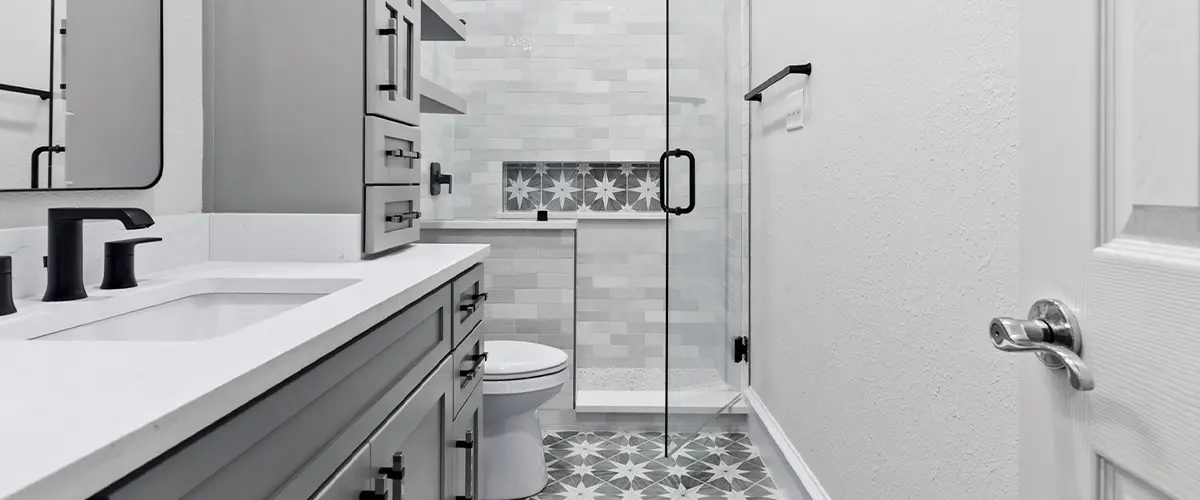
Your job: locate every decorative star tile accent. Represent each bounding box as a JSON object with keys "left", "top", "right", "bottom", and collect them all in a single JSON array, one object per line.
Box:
[
  {"left": 533, "top": 430, "right": 781, "bottom": 500},
  {"left": 502, "top": 162, "right": 662, "bottom": 214}
]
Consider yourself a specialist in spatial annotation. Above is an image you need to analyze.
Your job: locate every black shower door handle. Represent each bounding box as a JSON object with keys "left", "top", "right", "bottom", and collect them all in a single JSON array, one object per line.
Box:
[{"left": 658, "top": 148, "right": 696, "bottom": 216}]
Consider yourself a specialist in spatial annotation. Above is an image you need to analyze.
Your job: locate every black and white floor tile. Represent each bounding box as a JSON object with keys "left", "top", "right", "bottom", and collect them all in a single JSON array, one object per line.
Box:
[
  {"left": 531, "top": 431, "right": 781, "bottom": 500},
  {"left": 503, "top": 162, "right": 662, "bottom": 213}
]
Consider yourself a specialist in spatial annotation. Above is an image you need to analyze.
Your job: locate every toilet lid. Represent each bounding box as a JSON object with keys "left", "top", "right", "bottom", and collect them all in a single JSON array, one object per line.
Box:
[{"left": 483, "top": 341, "right": 569, "bottom": 381}]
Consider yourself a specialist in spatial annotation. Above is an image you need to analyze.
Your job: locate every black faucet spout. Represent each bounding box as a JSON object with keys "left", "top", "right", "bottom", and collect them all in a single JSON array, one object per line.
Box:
[{"left": 43, "top": 208, "right": 156, "bottom": 302}]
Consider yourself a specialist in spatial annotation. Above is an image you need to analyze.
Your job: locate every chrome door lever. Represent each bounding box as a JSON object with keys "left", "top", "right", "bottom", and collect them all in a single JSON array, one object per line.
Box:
[{"left": 990, "top": 299, "right": 1094, "bottom": 391}]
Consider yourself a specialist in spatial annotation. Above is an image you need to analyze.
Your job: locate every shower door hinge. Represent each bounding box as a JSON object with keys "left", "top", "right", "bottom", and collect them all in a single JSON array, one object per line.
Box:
[{"left": 733, "top": 336, "right": 749, "bottom": 363}]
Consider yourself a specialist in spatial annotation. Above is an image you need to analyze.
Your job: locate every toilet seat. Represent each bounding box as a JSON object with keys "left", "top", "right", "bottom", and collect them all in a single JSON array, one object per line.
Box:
[
  {"left": 482, "top": 341, "right": 569, "bottom": 395},
  {"left": 483, "top": 341, "right": 569, "bottom": 381}
]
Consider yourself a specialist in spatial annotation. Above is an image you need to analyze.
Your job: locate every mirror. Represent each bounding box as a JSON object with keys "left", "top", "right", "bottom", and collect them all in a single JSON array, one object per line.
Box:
[{"left": 0, "top": 0, "right": 162, "bottom": 191}]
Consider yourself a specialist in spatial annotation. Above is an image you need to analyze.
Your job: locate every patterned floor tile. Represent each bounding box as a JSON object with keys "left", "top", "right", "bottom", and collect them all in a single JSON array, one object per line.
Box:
[{"left": 529, "top": 430, "right": 782, "bottom": 500}]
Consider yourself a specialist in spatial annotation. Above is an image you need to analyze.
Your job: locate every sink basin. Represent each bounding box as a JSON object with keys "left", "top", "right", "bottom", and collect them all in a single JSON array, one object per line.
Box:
[{"left": 3, "top": 277, "right": 360, "bottom": 342}]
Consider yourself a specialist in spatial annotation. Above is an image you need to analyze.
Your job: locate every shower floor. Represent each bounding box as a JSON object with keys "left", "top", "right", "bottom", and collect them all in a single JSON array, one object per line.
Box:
[{"left": 575, "top": 368, "right": 745, "bottom": 414}]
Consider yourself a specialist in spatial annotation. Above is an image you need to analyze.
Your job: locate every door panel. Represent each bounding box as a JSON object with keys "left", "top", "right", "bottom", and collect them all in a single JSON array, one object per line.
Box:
[
  {"left": 1020, "top": 0, "right": 1200, "bottom": 498},
  {"left": 664, "top": 0, "right": 746, "bottom": 452},
  {"left": 1100, "top": 459, "right": 1175, "bottom": 500}
]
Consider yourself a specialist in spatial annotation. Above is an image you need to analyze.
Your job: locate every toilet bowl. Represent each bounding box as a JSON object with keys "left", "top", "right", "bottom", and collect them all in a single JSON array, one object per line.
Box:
[{"left": 480, "top": 340, "right": 569, "bottom": 500}]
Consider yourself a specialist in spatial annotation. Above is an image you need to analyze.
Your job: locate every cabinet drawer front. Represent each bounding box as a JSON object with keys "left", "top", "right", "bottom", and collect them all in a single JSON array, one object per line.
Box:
[
  {"left": 453, "top": 386, "right": 483, "bottom": 500},
  {"left": 365, "top": 117, "right": 422, "bottom": 185},
  {"left": 452, "top": 323, "right": 484, "bottom": 417},
  {"left": 451, "top": 264, "right": 485, "bottom": 346},
  {"left": 369, "top": 357, "right": 454, "bottom": 500},
  {"left": 365, "top": 185, "right": 422, "bottom": 255},
  {"left": 105, "top": 287, "right": 453, "bottom": 500},
  {"left": 310, "top": 443, "right": 371, "bottom": 500},
  {"left": 365, "top": 0, "right": 420, "bottom": 126}
]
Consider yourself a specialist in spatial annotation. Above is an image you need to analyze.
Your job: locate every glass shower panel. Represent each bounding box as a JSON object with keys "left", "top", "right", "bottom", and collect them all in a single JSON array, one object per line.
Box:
[{"left": 664, "top": 0, "right": 746, "bottom": 453}]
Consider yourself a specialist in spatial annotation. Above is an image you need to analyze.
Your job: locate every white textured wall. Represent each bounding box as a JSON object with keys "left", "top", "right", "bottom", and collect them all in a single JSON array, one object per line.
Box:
[
  {"left": 748, "top": 1, "right": 1020, "bottom": 499},
  {"left": 0, "top": 0, "right": 202, "bottom": 228}
]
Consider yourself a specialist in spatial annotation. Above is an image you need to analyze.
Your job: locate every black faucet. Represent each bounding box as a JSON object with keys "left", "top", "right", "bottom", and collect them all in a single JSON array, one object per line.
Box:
[
  {"left": 0, "top": 256, "right": 15, "bottom": 316},
  {"left": 43, "top": 208, "right": 155, "bottom": 302}
]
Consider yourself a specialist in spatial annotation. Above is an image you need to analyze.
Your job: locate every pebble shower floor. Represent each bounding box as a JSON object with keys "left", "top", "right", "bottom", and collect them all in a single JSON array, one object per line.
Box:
[{"left": 531, "top": 430, "right": 782, "bottom": 499}]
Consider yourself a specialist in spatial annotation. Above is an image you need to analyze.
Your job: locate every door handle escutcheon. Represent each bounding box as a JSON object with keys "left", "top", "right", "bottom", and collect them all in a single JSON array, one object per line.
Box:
[{"left": 990, "top": 299, "right": 1094, "bottom": 391}]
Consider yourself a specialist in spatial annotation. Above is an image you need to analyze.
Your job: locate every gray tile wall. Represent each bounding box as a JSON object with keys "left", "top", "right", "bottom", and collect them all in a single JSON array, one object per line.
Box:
[
  {"left": 445, "top": 0, "right": 729, "bottom": 219},
  {"left": 421, "top": 228, "right": 577, "bottom": 410},
  {"left": 576, "top": 221, "right": 667, "bottom": 370}
]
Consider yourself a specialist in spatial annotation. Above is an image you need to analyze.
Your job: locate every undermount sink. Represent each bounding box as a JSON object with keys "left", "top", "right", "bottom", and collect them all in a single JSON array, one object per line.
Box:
[{"left": 3, "top": 277, "right": 360, "bottom": 342}]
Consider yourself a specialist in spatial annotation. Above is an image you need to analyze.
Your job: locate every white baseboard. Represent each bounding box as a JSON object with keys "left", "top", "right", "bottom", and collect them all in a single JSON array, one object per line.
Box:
[{"left": 744, "top": 388, "right": 831, "bottom": 500}]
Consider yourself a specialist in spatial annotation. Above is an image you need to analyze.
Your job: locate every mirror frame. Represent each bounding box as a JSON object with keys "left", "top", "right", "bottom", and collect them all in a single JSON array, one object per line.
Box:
[{"left": 1, "top": 0, "right": 164, "bottom": 193}]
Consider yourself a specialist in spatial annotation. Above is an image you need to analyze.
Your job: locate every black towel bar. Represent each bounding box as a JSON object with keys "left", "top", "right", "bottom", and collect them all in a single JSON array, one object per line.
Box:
[
  {"left": 744, "top": 63, "right": 812, "bottom": 102},
  {"left": 0, "top": 83, "right": 51, "bottom": 100}
]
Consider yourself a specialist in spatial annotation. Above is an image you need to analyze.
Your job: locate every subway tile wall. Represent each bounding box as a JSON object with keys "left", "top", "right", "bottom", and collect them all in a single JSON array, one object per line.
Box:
[
  {"left": 421, "top": 0, "right": 748, "bottom": 394},
  {"left": 421, "top": 228, "right": 577, "bottom": 410},
  {"left": 576, "top": 221, "right": 667, "bottom": 370},
  {"left": 447, "top": 0, "right": 728, "bottom": 219}
]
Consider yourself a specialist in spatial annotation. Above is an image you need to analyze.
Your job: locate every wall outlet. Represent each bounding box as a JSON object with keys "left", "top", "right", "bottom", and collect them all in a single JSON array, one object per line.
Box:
[{"left": 785, "top": 88, "right": 806, "bottom": 131}]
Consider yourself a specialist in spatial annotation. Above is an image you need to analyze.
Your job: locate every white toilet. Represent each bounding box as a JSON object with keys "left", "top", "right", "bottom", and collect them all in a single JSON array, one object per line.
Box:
[{"left": 480, "top": 340, "right": 569, "bottom": 500}]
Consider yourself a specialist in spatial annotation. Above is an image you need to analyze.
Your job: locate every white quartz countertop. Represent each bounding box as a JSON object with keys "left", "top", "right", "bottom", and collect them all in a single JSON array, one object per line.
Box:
[{"left": 0, "top": 244, "right": 489, "bottom": 500}]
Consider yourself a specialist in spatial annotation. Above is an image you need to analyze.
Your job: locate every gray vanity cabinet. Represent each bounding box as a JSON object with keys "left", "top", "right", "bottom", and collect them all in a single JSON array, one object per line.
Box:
[
  {"left": 310, "top": 445, "right": 372, "bottom": 500},
  {"left": 206, "top": 0, "right": 427, "bottom": 256},
  {"left": 98, "top": 265, "right": 486, "bottom": 500}
]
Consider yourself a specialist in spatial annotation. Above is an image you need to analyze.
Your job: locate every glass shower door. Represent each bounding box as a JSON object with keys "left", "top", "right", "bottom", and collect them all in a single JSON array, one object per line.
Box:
[{"left": 662, "top": 0, "right": 747, "bottom": 454}]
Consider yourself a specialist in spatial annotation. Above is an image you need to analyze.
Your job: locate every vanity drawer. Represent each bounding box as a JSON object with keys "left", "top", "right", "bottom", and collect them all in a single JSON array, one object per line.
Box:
[
  {"left": 104, "top": 286, "right": 453, "bottom": 500},
  {"left": 309, "top": 443, "right": 371, "bottom": 500},
  {"left": 365, "top": 0, "right": 420, "bottom": 126},
  {"left": 365, "top": 116, "right": 422, "bottom": 185},
  {"left": 368, "top": 356, "right": 454, "bottom": 500},
  {"left": 452, "top": 386, "right": 483, "bottom": 500},
  {"left": 364, "top": 185, "right": 421, "bottom": 255},
  {"left": 451, "top": 264, "right": 485, "bottom": 346},
  {"left": 452, "top": 323, "right": 485, "bottom": 417}
]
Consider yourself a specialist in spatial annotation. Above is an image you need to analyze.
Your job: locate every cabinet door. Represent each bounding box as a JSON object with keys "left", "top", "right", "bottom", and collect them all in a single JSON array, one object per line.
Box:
[
  {"left": 365, "top": 0, "right": 420, "bottom": 126},
  {"left": 453, "top": 387, "right": 483, "bottom": 500},
  {"left": 310, "top": 444, "right": 374, "bottom": 500},
  {"left": 369, "top": 357, "right": 453, "bottom": 500},
  {"left": 451, "top": 264, "right": 485, "bottom": 347}
]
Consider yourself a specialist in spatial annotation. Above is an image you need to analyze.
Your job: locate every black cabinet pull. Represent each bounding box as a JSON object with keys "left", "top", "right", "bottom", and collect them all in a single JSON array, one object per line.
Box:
[
  {"left": 385, "top": 211, "right": 421, "bottom": 224},
  {"left": 459, "top": 292, "right": 488, "bottom": 314},
  {"left": 455, "top": 430, "right": 477, "bottom": 500},
  {"left": 386, "top": 148, "right": 421, "bottom": 159},
  {"left": 378, "top": 17, "right": 400, "bottom": 95},
  {"left": 360, "top": 473, "right": 390, "bottom": 500},
  {"left": 459, "top": 352, "right": 488, "bottom": 387},
  {"left": 378, "top": 452, "right": 405, "bottom": 499}
]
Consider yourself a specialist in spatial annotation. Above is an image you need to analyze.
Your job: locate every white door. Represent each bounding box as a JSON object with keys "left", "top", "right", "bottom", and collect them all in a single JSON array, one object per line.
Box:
[{"left": 1016, "top": 0, "right": 1200, "bottom": 499}]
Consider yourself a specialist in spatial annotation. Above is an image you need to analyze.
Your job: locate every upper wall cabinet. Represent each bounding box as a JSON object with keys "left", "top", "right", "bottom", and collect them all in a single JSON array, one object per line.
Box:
[
  {"left": 367, "top": 0, "right": 421, "bottom": 127},
  {"left": 0, "top": 0, "right": 162, "bottom": 191}
]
